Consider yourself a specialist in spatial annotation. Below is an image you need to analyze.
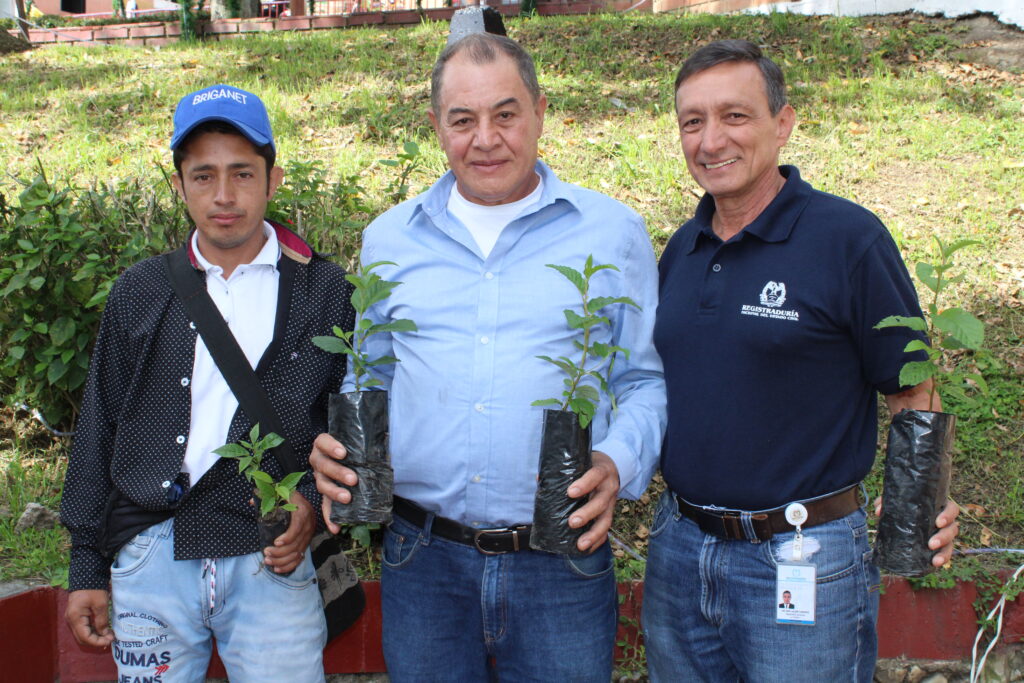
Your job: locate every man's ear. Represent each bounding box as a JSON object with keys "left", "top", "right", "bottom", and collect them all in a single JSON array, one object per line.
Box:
[
  {"left": 428, "top": 108, "right": 440, "bottom": 137},
  {"left": 267, "top": 165, "right": 284, "bottom": 200},
  {"left": 534, "top": 93, "right": 547, "bottom": 136},
  {"left": 171, "top": 172, "right": 186, "bottom": 201},
  {"left": 776, "top": 103, "right": 796, "bottom": 149}
]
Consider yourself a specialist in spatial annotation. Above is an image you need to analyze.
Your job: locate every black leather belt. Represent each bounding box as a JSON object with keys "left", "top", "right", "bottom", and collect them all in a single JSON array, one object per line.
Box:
[
  {"left": 393, "top": 496, "right": 532, "bottom": 555},
  {"left": 675, "top": 486, "right": 862, "bottom": 542}
]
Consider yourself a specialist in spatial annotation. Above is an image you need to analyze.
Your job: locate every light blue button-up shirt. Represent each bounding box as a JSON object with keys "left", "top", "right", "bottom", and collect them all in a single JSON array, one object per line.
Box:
[{"left": 343, "top": 161, "right": 666, "bottom": 527}]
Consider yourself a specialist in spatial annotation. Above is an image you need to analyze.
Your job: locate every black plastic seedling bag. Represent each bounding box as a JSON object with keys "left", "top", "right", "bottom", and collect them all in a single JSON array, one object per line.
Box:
[
  {"left": 873, "top": 409, "right": 955, "bottom": 576},
  {"left": 327, "top": 391, "right": 393, "bottom": 525},
  {"left": 530, "top": 409, "right": 592, "bottom": 556},
  {"left": 257, "top": 508, "right": 291, "bottom": 555}
]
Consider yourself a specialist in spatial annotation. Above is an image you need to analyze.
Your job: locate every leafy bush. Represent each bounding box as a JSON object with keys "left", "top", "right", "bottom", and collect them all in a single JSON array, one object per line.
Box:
[
  {"left": 0, "top": 146, "right": 418, "bottom": 431},
  {"left": 0, "top": 169, "right": 187, "bottom": 430}
]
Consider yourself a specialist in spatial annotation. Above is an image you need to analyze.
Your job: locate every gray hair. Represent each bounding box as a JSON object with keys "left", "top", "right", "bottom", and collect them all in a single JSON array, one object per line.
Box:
[
  {"left": 430, "top": 33, "right": 541, "bottom": 116},
  {"left": 674, "top": 39, "right": 787, "bottom": 115}
]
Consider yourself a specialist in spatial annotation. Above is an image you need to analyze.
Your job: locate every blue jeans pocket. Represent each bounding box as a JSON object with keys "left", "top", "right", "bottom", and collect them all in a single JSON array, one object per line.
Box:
[
  {"left": 648, "top": 491, "right": 676, "bottom": 540},
  {"left": 563, "top": 544, "right": 614, "bottom": 578},
  {"left": 254, "top": 551, "right": 318, "bottom": 590},
  {"left": 382, "top": 517, "right": 424, "bottom": 569},
  {"left": 110, "top": 524, "right": 162, "bottom": 577},
  {"left": 765, "top": 510, "right": 869, "bottom": 584}
]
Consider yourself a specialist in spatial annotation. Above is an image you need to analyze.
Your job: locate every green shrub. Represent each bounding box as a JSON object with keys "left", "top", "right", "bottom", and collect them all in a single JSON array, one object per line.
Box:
[
  {"left": 0, "top": 168, "right": 187, "bottom": 431},
  {"left": 0, "top": 146, "right": 416, "bottom": 431}
]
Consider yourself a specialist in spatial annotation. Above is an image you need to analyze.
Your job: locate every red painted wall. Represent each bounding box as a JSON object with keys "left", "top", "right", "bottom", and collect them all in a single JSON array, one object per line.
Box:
[{"left": 2, "top": 578, "right": 1021, "bottom": 681}]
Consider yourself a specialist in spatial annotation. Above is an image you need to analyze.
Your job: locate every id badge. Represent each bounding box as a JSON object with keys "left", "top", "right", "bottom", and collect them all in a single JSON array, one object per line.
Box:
[{"left": 776, "top": 561, "right": 816, "bottom": 625}]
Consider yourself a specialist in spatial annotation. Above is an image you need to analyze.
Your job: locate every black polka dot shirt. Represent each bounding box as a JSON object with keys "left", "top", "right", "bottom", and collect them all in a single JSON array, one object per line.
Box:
[{"left": 60, "top": 225, "right": 354, "bottom": 592}]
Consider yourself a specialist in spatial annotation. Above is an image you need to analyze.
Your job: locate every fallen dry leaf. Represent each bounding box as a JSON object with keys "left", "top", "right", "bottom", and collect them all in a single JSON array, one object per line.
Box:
[{"left": 980, "top": 526, "right": 992, "bottom": 547}]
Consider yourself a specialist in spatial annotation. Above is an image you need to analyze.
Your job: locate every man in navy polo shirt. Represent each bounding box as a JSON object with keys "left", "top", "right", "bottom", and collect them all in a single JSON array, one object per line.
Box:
[{"left": 643, "top": 40, "right": 960, "bottom": 682}]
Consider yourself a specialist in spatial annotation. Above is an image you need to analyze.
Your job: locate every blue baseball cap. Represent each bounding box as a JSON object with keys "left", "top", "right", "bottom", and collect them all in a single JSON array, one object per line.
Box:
[{"left": 170, "top": 85, "right": 275, "bottom": 152}]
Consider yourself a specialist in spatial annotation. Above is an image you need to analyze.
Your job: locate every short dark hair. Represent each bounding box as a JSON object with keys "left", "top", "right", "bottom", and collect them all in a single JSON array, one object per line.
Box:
[
  {"left": 430, "top": 33, "right": 541, "bottom": 116},
  {"left": 674, "top": 39, "right": 787, "bottom": 115},
  {"left": 172, "top": 120, "right": 276, "bottom": 181}
]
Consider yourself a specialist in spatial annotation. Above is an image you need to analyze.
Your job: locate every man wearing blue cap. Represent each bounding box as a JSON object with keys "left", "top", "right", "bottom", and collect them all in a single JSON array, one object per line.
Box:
[{"left": 60, "top": 85, "right": 353, "bottom": 682}]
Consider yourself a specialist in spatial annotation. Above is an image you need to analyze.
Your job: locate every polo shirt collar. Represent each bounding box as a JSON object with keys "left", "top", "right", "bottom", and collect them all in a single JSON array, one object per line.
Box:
[
  {"left": 409, "top": 159, "right": 580, "bottom": 225},
  {"left": 684, "top": 165, "right": 810, "bottom": 253}
]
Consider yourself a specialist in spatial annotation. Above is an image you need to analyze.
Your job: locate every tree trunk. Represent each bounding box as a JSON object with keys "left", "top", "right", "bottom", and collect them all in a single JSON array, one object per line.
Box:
[
  {"left": 239, "top": 0, "right": 259, "bottom": 18},
  {"left": 210, "top": 0, "right": 232, "bottom": 19}
]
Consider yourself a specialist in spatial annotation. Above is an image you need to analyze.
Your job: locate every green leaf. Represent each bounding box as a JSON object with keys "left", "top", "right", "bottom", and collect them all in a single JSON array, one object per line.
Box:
[
  {"left": 875, "top": 315, "right": 927, "bottom": 332},
  {"left": 351, "top": 524, "right": 371, "bottom": 548},
  {"left": 537, "top": 354, "right": 576, "bottom": 375},
  {"left": 8, "top": 346, "right": 24, "bottom": 360},
  {"left": 312, "top": 336, "right": 352, "bottom": 354},
  {"left": 584, "top": 262, "right": 619, "bottom": 277},
  {"left": 368, "top": 319, "right": 418, "bottom": 335},
  {"left": 16, "top": 239, "right": 34, "bottom": 251},
  {"left": 251, "top": 470, "right": 273, "bottom": 484},
  {"left": 576, "top": 384, "right": 600, "bottom": 402},
  {"left": 532, "top": 398, "right": 561, "bottom": 407},
  {"left": 366, "top": 355, "right": 400, "bottom": 366},
  {"left": 546, "top": 264, "right": 586, "bottom": 296},
  {"left": 965, "top": 373, "right": 989, "bottom": 394},
  {"left": 28, "top": 276, "right": 45, "bottom": 291},
  {"left": 259, "top": 495, "right": 276, "bottom": 517},
  {"left": 903, "top": 339, "right": 930, "bottom": 353},
  {"left": 915, "top": 262, "right": 939, "bottom": 293},
  {"left": 49, "top": 317, "right": 75, "bottom": 346},
  {"left": 898, "top": 360, "right": 936, "bottom": 388},
  {"left": 249, "top": 423, "right": 260, "bottom": 443},
  {"left": 213, "top": 443, "right": 249, "bottom": 458},
  {"left": 279, "top": 471, "right": 305, "bottom": 489},
  {"left": 403, "top": 141, "right": 419, "bottom": 156},
  {"left": 261, "top": 432, "right": 285, "bottom": 450},
  {"left": 589, "top": 295, "right": 639, "bottom": 312},
  {"left": 47, "top": 358, "right": 68, "bottom": 383},
  {"left": 940, "top": 238, "right": 981, "bottom": 260},
  {"left": 563, "top": 309, "right": 588, "bottom": 330},
  {"left": 933, "top": 308, "right": 984, "bottom": 350}
]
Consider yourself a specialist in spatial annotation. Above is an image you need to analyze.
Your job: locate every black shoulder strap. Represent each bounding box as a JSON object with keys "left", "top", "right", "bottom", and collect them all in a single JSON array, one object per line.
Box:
[{"left": 162, "top": 245, "right": 301, "bottom": 474}]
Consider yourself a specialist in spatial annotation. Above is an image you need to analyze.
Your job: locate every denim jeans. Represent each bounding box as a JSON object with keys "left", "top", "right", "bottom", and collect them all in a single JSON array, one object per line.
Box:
[
  {"left": 109, "top": 518, "right": 326, "bottom": 682},
  {"left": 642, "top": 491, "right": 880, "bottom": 683},
  {"left": 380, "top": 512, "right": 618, "bottom": 682}
]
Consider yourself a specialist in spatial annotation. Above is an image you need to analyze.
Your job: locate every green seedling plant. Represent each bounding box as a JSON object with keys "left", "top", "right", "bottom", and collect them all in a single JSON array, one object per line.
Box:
[
  {"left": 875, "top": 237, "right": 987, "bottom": 410},
  {"left": 214, "top": 424, "right": 303, "bottom": 518},
  {"left": 311, "top": 261, "right": 418, "bottom": 390},
  {"left": 532, "top": 255, "right": 639, "bottom": 428}
]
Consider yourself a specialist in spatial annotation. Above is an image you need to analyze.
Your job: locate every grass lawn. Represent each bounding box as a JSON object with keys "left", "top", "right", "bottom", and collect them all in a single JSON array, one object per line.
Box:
[{"left": 1, "top": 12, "right": 1022, "bottom": 608}]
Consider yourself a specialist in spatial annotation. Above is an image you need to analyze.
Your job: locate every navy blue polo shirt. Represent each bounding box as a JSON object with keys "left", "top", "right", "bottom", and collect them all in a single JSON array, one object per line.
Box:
[{"left": 654, "top": 166, "right": 926, "bottom": 510}]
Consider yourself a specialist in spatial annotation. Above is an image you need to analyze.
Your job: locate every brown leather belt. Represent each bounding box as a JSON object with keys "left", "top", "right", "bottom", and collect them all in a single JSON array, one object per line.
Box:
[
  {"left": 393, "top": 496, "right": 532, "bottom": 555},
  {"left": 675, "top": 486, "right": 862, "bottom": 542}
]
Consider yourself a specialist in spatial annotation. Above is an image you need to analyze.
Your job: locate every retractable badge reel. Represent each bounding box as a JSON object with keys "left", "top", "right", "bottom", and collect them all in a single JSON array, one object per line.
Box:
[{"left": 776, "top": 503, "right": 816, "bottom": 626}]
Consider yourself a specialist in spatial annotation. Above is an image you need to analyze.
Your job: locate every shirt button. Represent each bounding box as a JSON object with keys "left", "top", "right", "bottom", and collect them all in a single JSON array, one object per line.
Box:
[
  {"left": 480, "top": 336, "right": 489, "bottom": 345},
  {"left": 472, "top": 475, "right": 481, "bottom": 483},
  {"left": 712, "top": 263, "right": 722, "bottom": 272},
  {"left": 176, "top": 435, "right": 186, "bottom": 444},
  {"left": 484, "top": 272, "right": 494, "bottom": 280},
  {"left": 189, "top": 322, "right": 196, "bottom": 330},
  {"left": 180, "top": 377, "right": 190, "bottom": 387},
  {"left": 474, "top": 403, "right": 484, "bottom": 412},
  {"left": 161, "top": 480, "right": 171, "bottom": 489}
]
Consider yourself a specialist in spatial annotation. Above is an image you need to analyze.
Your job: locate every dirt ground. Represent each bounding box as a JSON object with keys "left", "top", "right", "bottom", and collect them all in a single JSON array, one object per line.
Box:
[
  {"left": 957, "top": 13, "right": 1024, "bottom": 73},
  {"left": 0, "top": 30, "right": 30, "bottom": 55}
]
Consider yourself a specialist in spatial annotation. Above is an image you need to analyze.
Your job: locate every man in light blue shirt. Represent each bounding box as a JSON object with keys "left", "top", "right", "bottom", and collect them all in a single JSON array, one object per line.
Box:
[{"left": 311, "top": 33, "right": 665, "bottom": 680}]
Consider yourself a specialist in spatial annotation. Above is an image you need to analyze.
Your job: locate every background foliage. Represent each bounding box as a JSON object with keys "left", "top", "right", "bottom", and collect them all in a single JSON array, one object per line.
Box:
[{"left": 0, "top": 14, "right": 1021, "bottom": 627}]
